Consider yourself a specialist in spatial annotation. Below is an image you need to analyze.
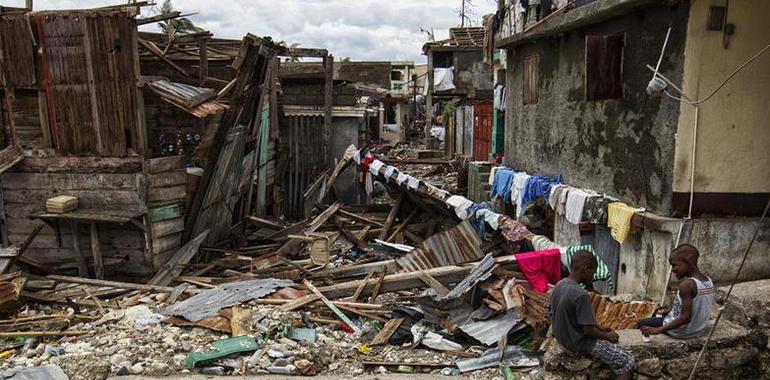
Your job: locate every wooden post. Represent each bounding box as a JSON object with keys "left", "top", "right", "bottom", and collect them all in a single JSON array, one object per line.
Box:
[
  {"left": 89, "top": 223, "right": 103, "bottom": 279},
  {"left": 25, "top": 0, "right": 33, "bottom": 10},
  {"left": 425, "top": 51, "right": 434, "bottom": 143},
  {"left": 378, "top": 193, "right": 404, "bottom": 240},
  {"left": 323, "top": 54, "right": 333, "bottom": 165},
  {"left": 198, "top": 37, "right": 209, "bottom": 86},
  {"left": 69, "top": 222, "right": 89, "bottom": 277}
]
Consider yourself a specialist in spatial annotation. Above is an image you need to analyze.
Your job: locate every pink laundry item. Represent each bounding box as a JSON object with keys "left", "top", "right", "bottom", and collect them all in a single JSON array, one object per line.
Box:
[
  {"left": 498, "top": 216, "right": 530, "bottom": 242},
  {"left": 515, "top": 249, "right": 562, "bottom": 293}
]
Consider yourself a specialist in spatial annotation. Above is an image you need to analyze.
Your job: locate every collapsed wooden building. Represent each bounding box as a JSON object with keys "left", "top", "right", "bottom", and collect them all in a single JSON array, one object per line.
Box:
[{"left": 0, "top": 4, "right": 337, "bottom": 280}]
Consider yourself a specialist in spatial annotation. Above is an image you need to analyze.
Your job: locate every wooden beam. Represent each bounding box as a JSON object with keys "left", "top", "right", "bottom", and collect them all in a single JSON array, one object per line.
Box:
[
  {"left": 378, "top": 193, "right": 404, "bottom": 240},
  {"left": 198, "top": 37, "right": 209, "bottom": 86},
  {"left": 136, "top": 11, "right": 182, "bottom": 26},
  {"left": 137, "top": 38, "right": 192, "bottom": 78},
  {"left": 69, "top": 223, "right": 89, "bottom": 277},
  {"left": 323, "top": 54, "right": 333, "bottom": 163},
  {"left": 89, "top": 224, "right": 104, "bottom": 280},
  {"left": 335, "top": 208, "right": 385, "bottom": 228},
  {"left": 46, "top": 275, "right": 197, "bottom": 294},
  {"left": 386, "top": 208, "right": 418, "bottom": 242}
]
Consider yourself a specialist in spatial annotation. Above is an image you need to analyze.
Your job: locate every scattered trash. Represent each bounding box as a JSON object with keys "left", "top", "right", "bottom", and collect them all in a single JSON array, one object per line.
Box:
[{"left": 185, "top": 336, "right": 260, "bottom": 369}]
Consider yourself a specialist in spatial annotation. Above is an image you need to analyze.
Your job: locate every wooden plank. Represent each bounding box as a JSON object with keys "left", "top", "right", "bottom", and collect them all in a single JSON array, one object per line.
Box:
[
  {"left": 136, "top": 11, "right": 181, "bottom": 25},
  {"left": 148, "top": 230, "right": 209, "bottom": 286},
  {"left": 137, "top": 38, "right": 191, "bottom": 78},
  {"left": 150, "top": 217, "right": 184, "bottom": 238},
  {"left": 152, "top": 233, "right": 181, "bottom": 254},
  {"left": 2, "top": 173, "right": 139, "bottom": 191},
  {"left": 245, "top": 216, "right": 284, "bottom": 230},
  {"left": 370, "top": 317, "right": 404, "bottom": 346},
  {"left": 148, "top": 171, "right": 186, "bottom": 188},
  {"left": 148, "top": 204, "right": 184, "bottom": 222},
  {"left": 46, "top": 274, "right": 195, "bottom": 293},
  {"left": 335, "top": 208, "right": 385, "bottom": 228},
  {"left": 69, "top": 222, "right": 89, "bottom": 277},
  {"left": 4, "top": 189, "right": 143, "bottom": 206},
  {"left": 149, "top": 185, "right": 186, "bottom": 203},
  {"left": 89, "top": 223, "right": 103, "bottom": 279},
  {"left": 147, "top": 155, "right": 185, "bottom": 173},
  {"left": 379, "top": 193, "right": 404, "bottom": 240},
  {"left": 12, "top": 156, "right": 143, "bottom": 173}
]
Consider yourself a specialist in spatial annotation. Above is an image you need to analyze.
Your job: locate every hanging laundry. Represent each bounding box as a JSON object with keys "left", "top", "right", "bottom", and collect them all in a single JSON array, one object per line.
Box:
[
  {"left": 511, "top": 172, "right": 531, "bottom": 218},
  {"left": 467, "top": 202, "right": 494, "bottom": 236},
  {"left": 490, "top": 168, "right": 515, "bottom": 201},
  {"left": 565, "top": 188, "right": 592, "bottom": 224},
  {"left": 384, "top": 166, "right": 397, "bottom": 182},
  {"left": 476, "top": 209, "right": 500, "bottom": 230},
  {"left": 548, "top": 184, "right": 568, "bottom": 213},
  {"left": 425, "top": 184, "right": 448, "bottom": 200},
  {"left": 489, "top": 166, "right": 504, "bottom": 186},
  {"left": 396, "top": 172, "right": 409, "bottom": 186},
  {"left": 407, "top": 176, "right": 420, "bottom": 190},
  {"left": 494, "top": 83, "right": 506, "bottom": 111},
  {"left": 353, "top": 150, "right": 362, "bottom": 164},
  {"left": 447, "top": 195, "right": 475, "bottom": 220},
  {"left": 360, "top": 157, "right": 375, "bottom": 183},
  {"left": 521, "top": 174, "right": 562, "bottom": 213},
  {"left": 529, "top": 236, "right": 614, "bottom": 287},
  {"left": 498, "top": 216, "right": 530, "bottom": 242},
  {"left": 369, "top": 160, "right": 385, "bottom": 176},
  {"left": 562, "top": 245, "right": 614, "bottom": 288},
  {"left": 515, "top": 249, "right": 562, "bottom": 293},
  {"left": 531, "top": 235, "right": 562, "bottom": 251},
  {"left": 582, "top": 195, "right": 616, "bottom": 224},
  {"left": 607, "top": 202, "right": 639, "bottom": 244}
]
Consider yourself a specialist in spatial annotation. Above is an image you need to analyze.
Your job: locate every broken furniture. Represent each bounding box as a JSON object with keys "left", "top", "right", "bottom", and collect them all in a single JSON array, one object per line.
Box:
[{"left": 30, "top": 209, "right": 146, "bottom": 279}]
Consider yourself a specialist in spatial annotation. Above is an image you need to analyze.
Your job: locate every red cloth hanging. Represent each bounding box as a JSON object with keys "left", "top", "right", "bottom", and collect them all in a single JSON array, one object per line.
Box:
[{"left": 515, "top": 249, "right": 562, "bottom": 293}]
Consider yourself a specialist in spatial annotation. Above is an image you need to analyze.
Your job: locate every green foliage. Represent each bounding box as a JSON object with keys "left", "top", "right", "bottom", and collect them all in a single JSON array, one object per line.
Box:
[{"left": 157, "top": 0, "right": 204, "bottom": 36}]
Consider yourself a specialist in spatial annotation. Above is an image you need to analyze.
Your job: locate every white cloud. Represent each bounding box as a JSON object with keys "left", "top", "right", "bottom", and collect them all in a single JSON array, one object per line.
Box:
[{"left": 13, "top": 0, "right": 496, "bottom": 62}]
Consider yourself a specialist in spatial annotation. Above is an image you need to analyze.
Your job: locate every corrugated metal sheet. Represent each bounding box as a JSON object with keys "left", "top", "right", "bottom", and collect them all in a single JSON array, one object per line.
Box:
[
  {"left": 161, "top": 278, "right": 295, "bottom": 321},
  {"left": 441, "top": 253, "right": 496, "bottom": 300},
  {"left": 590, "top": 292, "right": 656, "bottom": 330},
  {"left": 0, "top": 14, "right": 36, "bottom": 88},
  {"left": 396, "top": 220, "right": 485, "bottom": 272},
  {"left": 457, "top": 345, "right": 538, "bottom": 373},
  {"left": 36, "top": 10, "right": 140, "bottom": 156},
  {"left": 281, "top": 115, "right": 327, "bottom": 219},
  {"left": 146, "top": 79, "right": 227, "bottom": 118},
  {"left": 458, "top": 309, "right": 522, "bottom": 346}
]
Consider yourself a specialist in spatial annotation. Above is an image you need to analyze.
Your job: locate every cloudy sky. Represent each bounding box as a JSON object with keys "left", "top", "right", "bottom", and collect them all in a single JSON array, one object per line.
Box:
[{"left": 10, "top": 0, "right": 496, "bottom": 63}]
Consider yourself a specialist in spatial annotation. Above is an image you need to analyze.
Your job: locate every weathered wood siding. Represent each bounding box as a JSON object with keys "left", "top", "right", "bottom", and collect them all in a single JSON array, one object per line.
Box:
[
  {"left": 2, "top": 158, "right": 150, "bottom": 276},
  {"left": 145, "top": 155, "right": 186, "bottom": 269},
  {"left": 35, "top": 11, "right": 140, "bottom": 156}
]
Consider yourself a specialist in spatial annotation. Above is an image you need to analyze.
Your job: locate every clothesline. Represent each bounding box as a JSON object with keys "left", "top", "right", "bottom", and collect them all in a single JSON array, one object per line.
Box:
[
  {"left": 489, "top": 165, "right": 645, "bottom": 245},
  {"left": 350, "top": 147, "right": 614, "bottom": 290}
]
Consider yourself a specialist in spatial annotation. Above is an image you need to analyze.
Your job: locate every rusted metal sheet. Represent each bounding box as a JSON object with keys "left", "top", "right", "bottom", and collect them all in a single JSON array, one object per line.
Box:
[
  {"left": 590, "top": 292, "right": 655, "bottom": 330},
  {"left": 396, "top": 220, "right": 485, "bottom": 272},
  {"left": 0, "top": 14, "right": 36, "bottom": 88},
  {"left": 146, "top": 79, "right": 227, "bottom": 118},
  {"left": 36, "top": 11, "right": 139, "bottom": 156},
  {"left": 281, "top": 115, "right": 326, "bottom": 219}
]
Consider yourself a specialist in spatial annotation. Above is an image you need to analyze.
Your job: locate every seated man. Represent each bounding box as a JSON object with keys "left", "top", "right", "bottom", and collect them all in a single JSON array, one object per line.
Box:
[
  {"left": 638, "top": 244, "right": 715, "bottom": 338},
  {"left": 550, "top": 251, "right": 634, "bottom": 380}
]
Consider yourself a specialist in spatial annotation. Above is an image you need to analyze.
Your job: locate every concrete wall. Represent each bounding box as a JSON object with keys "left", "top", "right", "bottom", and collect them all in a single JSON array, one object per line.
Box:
[
  {"left": 453, "top": 50, "right": 494, "bottom": 99},
  {"left": 330, "top": 117, "right": 366, "bottom": 205},
  {"left": 503, "top": 5, "right": 689, "bottom": 214},
  {"left": 673, "top": 0, "right": 770, "bottom": 194},
  {"left": 614, "top": 216, "right": 770, "bottom": 301}
]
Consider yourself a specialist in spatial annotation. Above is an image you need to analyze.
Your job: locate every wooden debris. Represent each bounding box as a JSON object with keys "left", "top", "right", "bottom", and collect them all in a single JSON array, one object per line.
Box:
[
  {"left": 149, "top": 230, "right": 209, "bottom": 287},
  {"left": 230, "top": 306, "right": 253, "bottom": 336},
  {"left": 302, "top": 280, "right": 360, "bottom": 333},
  {"left": 368, "top": 269, "right": 387, "bottom": 303},
  {"left": 0, "top": 330, "right": 90, "bottom": 338},
  {"left": 370, "top": 317, "right": 404, "bottom": 346}
]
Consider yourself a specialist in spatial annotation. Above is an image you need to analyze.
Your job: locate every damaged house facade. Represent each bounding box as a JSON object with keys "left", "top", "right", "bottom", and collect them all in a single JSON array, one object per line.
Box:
[
  {"left": 0, "top": 5, "right": 338, "bottom": 280},
  {"left": 494, "top": 0, "right": 770, "bottom": 299},
  {"left": 424, "top": 27, "right": 494, "bottom": 160}
]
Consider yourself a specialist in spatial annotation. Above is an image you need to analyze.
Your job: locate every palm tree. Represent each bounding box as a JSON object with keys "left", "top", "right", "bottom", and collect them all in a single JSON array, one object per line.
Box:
[{"left": 157, "top": 0, "right": 203, "bottom": 36}]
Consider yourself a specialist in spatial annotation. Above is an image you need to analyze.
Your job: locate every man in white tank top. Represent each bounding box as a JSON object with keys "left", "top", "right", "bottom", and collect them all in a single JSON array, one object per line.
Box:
[{"left": 637, "top": 244, "right": 715, "bottom": 339}]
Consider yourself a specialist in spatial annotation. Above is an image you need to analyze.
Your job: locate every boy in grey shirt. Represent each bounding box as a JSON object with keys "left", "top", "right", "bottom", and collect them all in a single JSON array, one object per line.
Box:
[{"left": 550, "top": 251, "right": 634, "bottom": 380}]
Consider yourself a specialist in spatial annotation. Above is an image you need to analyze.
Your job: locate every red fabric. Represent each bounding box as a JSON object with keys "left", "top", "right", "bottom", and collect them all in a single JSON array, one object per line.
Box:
[
  {"left": 360, "top": 157, "right": 375, "bottom": 182},
  {"left": 515, "top": 249, "right": 562, "bottom": 293}
]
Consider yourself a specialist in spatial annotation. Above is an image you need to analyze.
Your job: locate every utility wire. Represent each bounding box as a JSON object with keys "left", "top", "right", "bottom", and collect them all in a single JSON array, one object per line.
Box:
[{"left": 662, "top": 41, "right": 770, "bottom": 105}]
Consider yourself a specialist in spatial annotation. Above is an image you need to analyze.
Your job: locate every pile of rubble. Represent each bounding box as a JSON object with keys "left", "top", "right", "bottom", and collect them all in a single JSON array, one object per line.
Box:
[{"left": 0, "top": 146, "right": 765, "bottom": 380}]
